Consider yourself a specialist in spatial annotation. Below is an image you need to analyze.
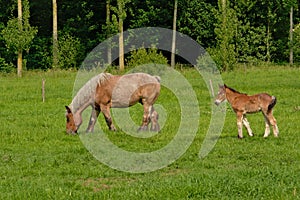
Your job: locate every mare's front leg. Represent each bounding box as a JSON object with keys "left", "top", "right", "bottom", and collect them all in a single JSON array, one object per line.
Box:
[
  {"left": 236, "top": 112, "right": 244, "bottom": 139},
  {"left": 100, "top": 104, "right": 116, "bottom": 131},
  {"left": 242, "top": 115, "right": 253, "bottom": 137},
  {"left": 86, "top": 105, "right": 100, "bottom": 133}
]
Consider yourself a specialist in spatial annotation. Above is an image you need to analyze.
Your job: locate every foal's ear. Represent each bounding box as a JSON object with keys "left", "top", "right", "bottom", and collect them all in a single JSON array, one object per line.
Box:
[{"left": 65, "top": 106, "right": 72, "bottom": 114}]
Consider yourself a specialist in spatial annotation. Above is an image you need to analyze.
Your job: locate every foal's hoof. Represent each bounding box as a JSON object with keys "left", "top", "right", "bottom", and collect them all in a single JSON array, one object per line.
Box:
[
  {"left": 137, "top": 126, "right": 148, "bottom": 132},
  {"left": 150, "top": 125, "right": 160, "bottom": 132},
  {"left": 237, "top": 135, "right": 243, "bottom": 139},
  {"left": 150, "top": 128, "right": 160, "bottom": 132},
  {"left": 85, "top": 129, "right": 94, "bottom": 133}
]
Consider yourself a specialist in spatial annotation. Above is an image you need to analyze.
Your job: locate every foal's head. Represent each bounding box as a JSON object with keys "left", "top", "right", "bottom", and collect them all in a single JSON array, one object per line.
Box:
[
  {"left": 65, "top": 106, "right": 77, "bottom": 134},
  {"left": 215, "top": 84, "right": 226, "bottom": 106}
]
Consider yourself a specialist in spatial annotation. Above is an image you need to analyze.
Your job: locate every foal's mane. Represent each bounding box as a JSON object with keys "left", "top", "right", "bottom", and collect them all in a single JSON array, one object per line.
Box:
[
  {"left": 224, "top": 84, "right": 246, "bottom": 95},
  {"left": 70, "top": 73, "right": 112, "bottom": 113}
]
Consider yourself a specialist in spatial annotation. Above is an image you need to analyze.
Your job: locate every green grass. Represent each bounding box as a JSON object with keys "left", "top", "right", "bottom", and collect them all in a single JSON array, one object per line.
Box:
[{"left": 0, "top": 67, "right": 300, "bottom": 199}]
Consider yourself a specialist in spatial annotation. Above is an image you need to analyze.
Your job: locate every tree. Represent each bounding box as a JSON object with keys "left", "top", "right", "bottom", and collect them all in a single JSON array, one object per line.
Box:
[
  {"left": 52, "top": 0, "right": 58, "bottom": 68},
  {"left": 178, "top": 0, "right": 217, "bottom": 48},
  {"left": 112, "top": 0, "right": 130, "bottom": 71},
  {"left": 128, "top": 0, "right": 173, "bottom": 29},
  {"left": 290, "top": 6, "right": 293, "bottom": 65},
  {"left": 1, "top": 0, "right": 37, "bottom": 77},
  {"left": 286, "top": 0, "right": 298, "bottom": 65},
  {"left": 171, "top": 0, "right": 178, "bottom": 68},
  {"left": 215, "top": 0, "right": 237, "bottom": 71},
  {"left": 106, "top": 0, "right": 112, "bottom": 64}
]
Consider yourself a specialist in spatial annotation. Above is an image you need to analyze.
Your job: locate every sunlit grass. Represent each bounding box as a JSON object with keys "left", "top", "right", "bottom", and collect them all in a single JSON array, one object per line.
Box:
[{"left": 0, "top": 66, "right": 299, "bottom": 199}]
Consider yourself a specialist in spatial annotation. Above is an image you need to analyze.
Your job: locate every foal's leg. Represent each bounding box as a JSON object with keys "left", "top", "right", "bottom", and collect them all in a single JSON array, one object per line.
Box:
[
  {"left": 100, "top": 104, "right": 116, "bottom": 131},
  {"left": 236, "top": 112, "right": 244, "bottom": 139},
  {"left": 138, "top": 102, "right": 151, "bottom": 132},
  {"left": 150, "top": 107, "right": 160, "bottom": 132},
  {"left": 242, "top": 115, "right": 253, "bottom": 137},
  {"left": 263, "top": 114, "right": 271, "bottom": 138},
  {"left": 266, "top": 111, "right": 279, "bottom": 137},
  {"left": 86, "top": 105, "right": 100, "bottom": 133}
]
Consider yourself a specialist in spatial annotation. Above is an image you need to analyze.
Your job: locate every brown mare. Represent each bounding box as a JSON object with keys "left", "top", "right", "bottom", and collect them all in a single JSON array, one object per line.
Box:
[
  {"left": 215, "top": 84, "right": 279, "bottom": 139},
  {"left": 65, "top": 72, "right": 161, "bottom": 134}
]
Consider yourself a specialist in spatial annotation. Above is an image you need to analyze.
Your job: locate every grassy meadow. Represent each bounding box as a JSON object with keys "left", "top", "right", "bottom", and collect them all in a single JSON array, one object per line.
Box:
[{"left": 0, "top": 66, "right": 300, "bottom": 199}]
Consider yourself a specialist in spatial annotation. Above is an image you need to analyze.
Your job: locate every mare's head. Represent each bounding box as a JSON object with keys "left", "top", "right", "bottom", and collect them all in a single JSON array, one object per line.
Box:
[
  {"left": 65, "top": 106, "right": 77, "bottom": 134},
  {"left": 215, "top": 84, "right": 227, "bottom": 106}
]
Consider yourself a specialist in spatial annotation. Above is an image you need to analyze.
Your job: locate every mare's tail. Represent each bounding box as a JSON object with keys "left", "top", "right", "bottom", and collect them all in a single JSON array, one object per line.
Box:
[
  {"left": 268, "top": 96, "right": 277, "bottom": 111},
  {"left": 154, "top": 76, "right": 161, "bottom": 83}
]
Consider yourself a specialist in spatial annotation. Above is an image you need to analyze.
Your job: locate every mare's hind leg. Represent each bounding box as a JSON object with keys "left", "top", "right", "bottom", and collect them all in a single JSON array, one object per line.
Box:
[
  {"left": 100, "top": 104, "right": 116, "bottom": 131},
  {"left": 86, "top": 105, "right": 100, "bottom": 133},
  {"left": 242, "top": 115, "right": 253, "bottom": 137},
  {"left": 150, "top": 107, "right": 160, "bottom": 132}
]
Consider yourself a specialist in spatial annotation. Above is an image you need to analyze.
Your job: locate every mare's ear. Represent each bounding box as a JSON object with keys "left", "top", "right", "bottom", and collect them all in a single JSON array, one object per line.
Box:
[{"left": 65, "top": 106, "right": 72, "bottom": 114}]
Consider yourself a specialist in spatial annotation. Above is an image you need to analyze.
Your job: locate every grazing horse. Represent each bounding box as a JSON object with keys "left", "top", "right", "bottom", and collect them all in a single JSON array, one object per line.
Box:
[
  {"left": 214, "top": 84, "right": 279, "bottom": 139},
  {"left": 65, "top": 72, "right": 161, "bottom": 134}
]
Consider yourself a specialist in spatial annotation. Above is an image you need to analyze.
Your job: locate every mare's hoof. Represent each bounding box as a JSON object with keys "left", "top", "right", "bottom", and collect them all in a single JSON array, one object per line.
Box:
[
  {"left": 237, "top": 135, "right": 243, "bottom": 139},
  {"left": 110, "top": 127, "right": 117, "bottom": 131}
]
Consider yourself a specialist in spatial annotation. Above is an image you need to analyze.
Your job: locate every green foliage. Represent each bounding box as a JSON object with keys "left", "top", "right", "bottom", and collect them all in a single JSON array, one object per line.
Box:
[
  {"left": 126, "top": 48, "right": 168, "bottom": 69},
  {"left": 111, "top": 0, "right": 131, "bottom": 21},
  {"left": 128, "top": 0, "right": 173, "bottom": 28},
  {"left": 1, "top": 0, "right": 37, "bottom": 53},
  {"left": 214, "top": 0, "right": 237, "bottom": 71},
  {"left": 235, "top": 24, "right": 269, "bottom": 64},
  {"left": 0, "top": 57, "right": 15, "bottom": 73},
  {"left": 1, "top": 0, "right": 300, "bottom": 70},
  {"left": 25, "top": 37, "right": 52, "bottom": 70},
  {"left": 178, "top": 0, "right": 217, "bottom": 48},
  {"left": 57, "top": 33, "right": 84, "bottom": 69},
  {"left": 292, "top": 23, "right": 300, "bottom": 64}
]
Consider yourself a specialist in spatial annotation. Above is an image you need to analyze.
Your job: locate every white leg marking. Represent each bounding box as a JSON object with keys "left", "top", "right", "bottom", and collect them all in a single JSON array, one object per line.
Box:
[{"left": 243, "top": 117, "right": 253, "bottom": 137}]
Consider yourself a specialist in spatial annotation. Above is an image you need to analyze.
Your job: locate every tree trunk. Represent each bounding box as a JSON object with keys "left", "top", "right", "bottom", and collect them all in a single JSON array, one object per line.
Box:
[
  {"left": 171, "top": 0, "right": 178, "bottom": 68},
  {"left": 221, "top": 0, "right": 227, "bottom": 71},
  {"left": 106, "top": 0, "right": 112, "bottom": 65},
  {"left": 266, "top": 23, "right": 270, "bottom": 63},
  {"left": 118, "top": 0, "right": 124, "bottom": 71},
  {"left": 17, "top": 0, "right": 22, "bottom": 77},
  {"left": 119, "top": 18, "right": 124, "bottom": 71},
  {"left": 53, "top": 0, "right": 58, "bottom": 68},
  {"left": 289, "top": 6, "right": 293, "bottom": 66}
]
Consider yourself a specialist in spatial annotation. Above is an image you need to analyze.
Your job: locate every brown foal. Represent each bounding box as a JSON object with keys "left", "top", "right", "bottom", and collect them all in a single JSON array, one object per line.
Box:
[{"left": 215, "top": 84, "right": 279, "bottom": 139}]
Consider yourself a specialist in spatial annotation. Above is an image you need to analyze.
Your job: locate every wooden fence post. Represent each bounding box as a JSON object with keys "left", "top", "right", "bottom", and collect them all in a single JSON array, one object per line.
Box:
[{"left": 42, "top": 79, "right": 45, "bottom": 102}]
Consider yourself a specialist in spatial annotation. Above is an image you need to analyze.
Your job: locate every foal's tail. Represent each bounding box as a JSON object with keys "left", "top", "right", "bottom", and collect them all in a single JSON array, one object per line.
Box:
[{"left": 268, "top": 96, "right": 277, "bottom": 111}]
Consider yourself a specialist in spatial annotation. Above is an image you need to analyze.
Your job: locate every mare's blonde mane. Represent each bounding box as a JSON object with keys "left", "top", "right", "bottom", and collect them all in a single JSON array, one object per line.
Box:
[{"left": 69, "top": 73, "right": 112, "bottom": 113}]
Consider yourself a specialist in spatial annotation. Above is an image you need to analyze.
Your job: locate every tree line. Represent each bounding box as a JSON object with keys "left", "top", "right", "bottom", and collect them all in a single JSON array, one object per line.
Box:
[{"left": 0, "top": 0, "right": 299, "bottom": 75}]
